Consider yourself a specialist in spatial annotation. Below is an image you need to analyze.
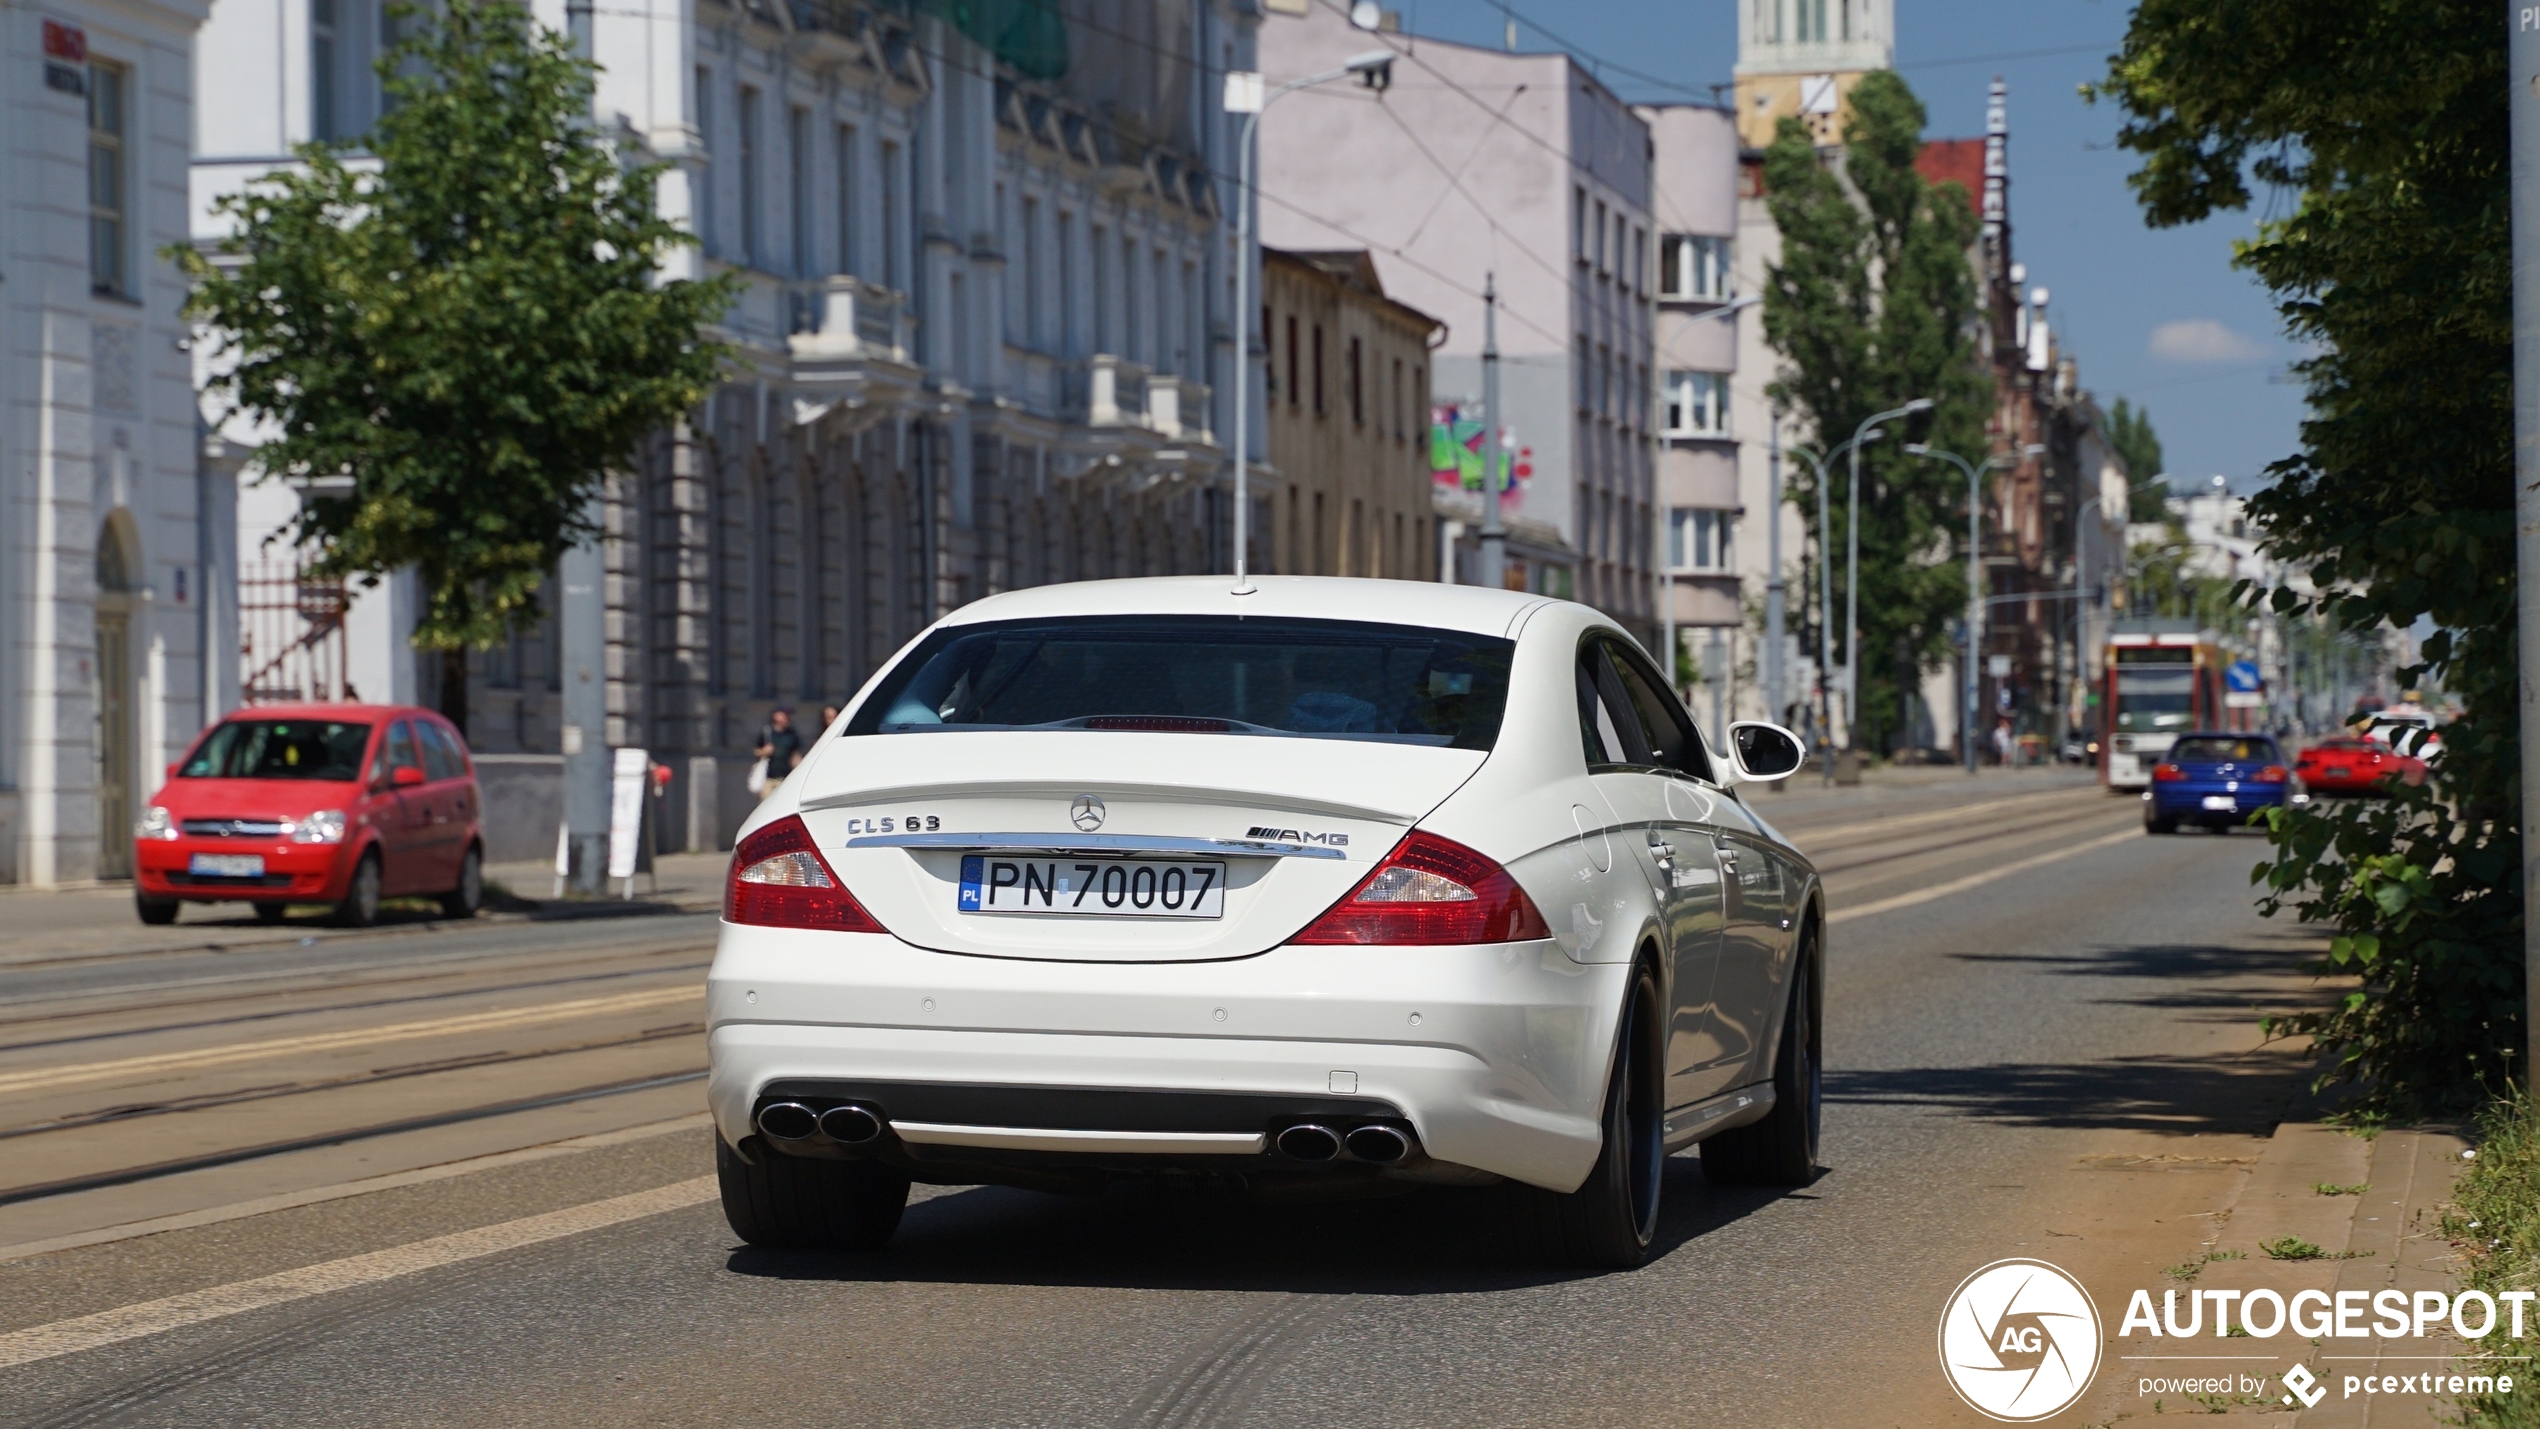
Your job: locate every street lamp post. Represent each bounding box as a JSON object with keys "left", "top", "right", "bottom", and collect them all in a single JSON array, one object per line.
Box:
[
  {"left": 1905, "top": 443, "right": 2015, "bottom": 774},
  {"left": 1844, "top": 400, "right": 1933, "bottom": 753},
  {"left": 1791, "top": 428, "right": 1884, "bottom": 782},
  {"left": 1223, "top": 51, "right": 1395, "bottom": 592}
]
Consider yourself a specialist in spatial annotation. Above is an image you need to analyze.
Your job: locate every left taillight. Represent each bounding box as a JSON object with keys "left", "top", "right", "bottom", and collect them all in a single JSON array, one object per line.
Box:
[
  {"left": 1290, "top": 830, "right": 1551, "bottom": 946},
  {"left": 724, "top": 814, "right": 887, "bottom": 932}
]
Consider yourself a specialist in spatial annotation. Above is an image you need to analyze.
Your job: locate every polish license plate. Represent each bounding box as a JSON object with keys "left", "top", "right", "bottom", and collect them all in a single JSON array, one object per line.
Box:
[
  {"left": 957, "top": 856, "right": 1225, "bottom": 918},
  {"left": 189, "top": 853, "right": 266, "bottom": 877},
  {"left": 2201, "top": 796, "right": 2237, "bottom": 812}
]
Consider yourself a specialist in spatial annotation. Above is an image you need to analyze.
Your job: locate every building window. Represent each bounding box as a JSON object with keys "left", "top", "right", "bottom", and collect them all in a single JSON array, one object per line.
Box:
[
  {"left": 789, "top": 107, "right": 812, "bottom": 278},
  {"left": 834, "top": 124, "right": 856, "bottom": 277},
  {"left": 694, "top": 68, "right": 714, "bottom": 257},
  {"left": 1574, "top": 185, "right": 1588, "bottom": 262},
  {"left": 311, "top": 0, "right": 340, "bottom": 141},
  {"left": 1311, "top": 323, "right": 1326, "bottom": 416},
  {"left": 1348, "top": 336, "right": 1364, "bottom": 425},
  {"left": 736, "top": 86, "right": 761, "bottom": 267},
  {"left": 1594, "top": 199, "right": 1608, "bottom": 272},
  {"left": 1059, "top": 211, "right": 1077, "bottom": 352},
  {"left": 880, "top": 139, "right": 903, "bottom": 289},
  {"left": 1285, "top": 314, "right": 1299, "bottom": 407},
  {"left": 1020, "top": 196, "right": 1041, "bottom": 348},
  {"left": 1669, "top": 508, "right": 1735, "bottom": 571},
  {"left": 1391, "top": 357, "right": 1405, "bottom": 443},
  {"left": 89, "top": 61, "right": 127, "bottom": 296},
  {"left": 1663, "top": 370, "right": 1729, "bottom": 436},
  {"left": 1661, "top": 234, "right": 1732, "bottom": 301}
]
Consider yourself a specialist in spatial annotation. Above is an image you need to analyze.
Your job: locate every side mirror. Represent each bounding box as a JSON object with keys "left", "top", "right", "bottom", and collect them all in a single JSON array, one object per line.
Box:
[
  {"left": 1726, "top": 721, "right": 1807, "bottom": 782},
  {"left": 392, "top": 764, "right": 426, "bottom": 788},
  {"left": 165, "top": 762, "right": 179, "bottom": 781}
]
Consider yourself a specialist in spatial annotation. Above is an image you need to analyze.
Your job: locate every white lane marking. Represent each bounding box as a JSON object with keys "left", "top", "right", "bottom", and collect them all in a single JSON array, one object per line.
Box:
[
  {"left": 0, "top": 1175, "right": 716, "bottom": 1370},
  {"left": 1785, "top": 787, "right": 2112, "bottom": 847},
  {"left": 1827, "top": 826, "right": 2142, "bottom": 925},
  {"left": 0, "top": 984, "right": 699, "bottom": 1097},
  {"left": 0, "top": 1112, "right": 713, "bottom": 1264}
]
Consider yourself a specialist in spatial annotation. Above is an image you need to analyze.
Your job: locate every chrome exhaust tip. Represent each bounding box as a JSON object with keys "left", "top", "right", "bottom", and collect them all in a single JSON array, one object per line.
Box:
[
  {"left": 756, "top": 1101, "right": 819, "bottom": 1142},
  {"left": 1344, "top": 1124, "right": 1411, "bottom": 1164},
  {"left": 818, "top": 1104, "right": 883, "bottom": 1145},
  {"left": 1275, "top": 1123, "right": 1341, "bottom": 1162}
]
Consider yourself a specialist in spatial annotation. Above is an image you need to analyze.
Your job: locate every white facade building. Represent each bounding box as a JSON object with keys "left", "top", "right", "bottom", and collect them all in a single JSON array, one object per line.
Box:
[
  {"left": 3, "top": 0, "right": 212, "bottom": 885},
  {"left": 192, "top": 0, "right": 1258, "bottom": 852},
  {"left": 1255, "top": 5, "right": 1657, "bottom": 637}
]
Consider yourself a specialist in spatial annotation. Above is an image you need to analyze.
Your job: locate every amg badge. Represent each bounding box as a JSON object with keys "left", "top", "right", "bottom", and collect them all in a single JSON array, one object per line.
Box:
[{"left": 1245, "top": 824, "right": 1349, "bottom": 847}]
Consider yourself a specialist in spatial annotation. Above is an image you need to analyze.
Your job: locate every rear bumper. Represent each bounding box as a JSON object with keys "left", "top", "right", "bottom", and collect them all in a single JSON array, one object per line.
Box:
[
  {"left": 2147, "top": 785, "right": 2289, "bottom": 818},
  {"left": 133, "top": 840, "right": 356, "bottom": 901},
  {"left": 705, "top": 924, "right": 1628, "bottom": 1192}
]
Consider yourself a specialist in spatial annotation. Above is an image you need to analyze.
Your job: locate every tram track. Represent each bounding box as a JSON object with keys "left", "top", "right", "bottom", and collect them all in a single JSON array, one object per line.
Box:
[{"left": 0, "top": 957, "right": 712, "bottom": 1058}]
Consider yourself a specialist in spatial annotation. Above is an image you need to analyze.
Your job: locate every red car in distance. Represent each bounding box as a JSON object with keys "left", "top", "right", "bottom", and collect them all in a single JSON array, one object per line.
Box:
[
  {"left": 2293, "top": 736, "right": 2425, "bottom": 798},
  {"left": 132, "top": 704, "right": 484, "bottom": 927}
]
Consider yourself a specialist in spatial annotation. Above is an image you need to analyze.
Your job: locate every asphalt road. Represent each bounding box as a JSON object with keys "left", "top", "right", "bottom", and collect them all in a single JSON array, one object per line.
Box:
[{"left": 0, "top": 769, "right": 2333, "bottom": 1427}]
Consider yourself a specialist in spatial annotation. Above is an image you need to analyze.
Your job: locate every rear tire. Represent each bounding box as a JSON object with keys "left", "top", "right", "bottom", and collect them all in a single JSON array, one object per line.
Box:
[
  {"left": 1702, "top": 935, "right": 1823, "bottom": 1187},
  {"left": 439, "top": 846, "right": 482, "bottom": 920},
  {"left": 1537, "top": 962, "right": 1664, "bottom": 1269},
  {"left": 334, "top": 851, "right": 382, "bottom": 928},
  {"left": 717, "top": 1137, "right": 910, "bottom": 1251},
  {"left": 253, "top": 900, "right": 289, "bottom": 924},
  {"left": 2144, "top": 812, "right": 2178, "bottom": 834},
  {"left": 135, "top": 894, "right": 179, "bottom": 926}
]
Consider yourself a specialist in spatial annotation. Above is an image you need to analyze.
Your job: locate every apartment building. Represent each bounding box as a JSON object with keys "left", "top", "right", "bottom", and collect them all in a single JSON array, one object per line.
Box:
[
  {"left": 1255, "top": 4, "right": 1657, "bottom": 640},
  {"left": 2, "top": 0, "right": 212, "bottom": 884},
  {"left": 190, "top": 0, "right": 1258, "bottom": 849},
  {"left": 1257, "top": 248, "right": 1439, "bottom": 581}
]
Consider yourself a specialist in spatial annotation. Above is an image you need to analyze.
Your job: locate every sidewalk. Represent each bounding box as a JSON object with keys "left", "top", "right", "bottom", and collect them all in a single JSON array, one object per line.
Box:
[{"left": 481, "top": 849, "right": 728, "bottom": 916}]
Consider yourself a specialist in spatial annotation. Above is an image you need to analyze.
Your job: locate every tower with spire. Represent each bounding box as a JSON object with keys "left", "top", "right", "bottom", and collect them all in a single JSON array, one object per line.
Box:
[{"left": 1731, "top": 0, "right": 1896, "bottom": 148}]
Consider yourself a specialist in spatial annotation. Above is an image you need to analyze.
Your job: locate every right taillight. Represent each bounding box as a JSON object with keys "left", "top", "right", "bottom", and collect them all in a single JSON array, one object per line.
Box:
[
  {"left": 725, "top": 814, "right": 887, "bottom": 932},
  {"left": 2152, "top": 763, "right": 2185, "bottom": 782},
  {"left": 1290, "top": 830, "right": 1551, "bottom": 946}
]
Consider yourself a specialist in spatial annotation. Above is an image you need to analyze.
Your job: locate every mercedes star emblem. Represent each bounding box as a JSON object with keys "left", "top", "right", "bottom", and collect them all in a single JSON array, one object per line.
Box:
[{"left": 1071, "top": 794, "right": 1106, "bottom": 832}]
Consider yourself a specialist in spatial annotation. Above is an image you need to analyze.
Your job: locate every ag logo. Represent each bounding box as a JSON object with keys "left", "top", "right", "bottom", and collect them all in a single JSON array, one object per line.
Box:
[
  {"left": 1070, "top": 794, "right": 1106, "bottom": 832},
  {"left": 1938, "top": 1259, "right": 2103, "bottom": 1421}
]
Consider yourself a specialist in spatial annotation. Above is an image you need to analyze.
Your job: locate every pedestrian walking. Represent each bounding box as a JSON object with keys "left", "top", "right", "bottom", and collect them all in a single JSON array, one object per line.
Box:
[{"left": 748, "top": 708, "right": 804, "bottom": 798}]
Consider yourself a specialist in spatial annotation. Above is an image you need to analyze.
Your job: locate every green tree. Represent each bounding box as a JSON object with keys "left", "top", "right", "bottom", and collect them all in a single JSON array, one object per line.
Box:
[
  {"left": 1761, "top": 70, "right": 1991, "bottom": 755},
  {"left": 179, "top": 0, "right": 737, "bottom": 688},
  {"left": 2105, "top": 396, "right": 2169, "bottom": 522},
  {"left": 2094, "top": 0, "right": 2520, "bottom": 1110}
]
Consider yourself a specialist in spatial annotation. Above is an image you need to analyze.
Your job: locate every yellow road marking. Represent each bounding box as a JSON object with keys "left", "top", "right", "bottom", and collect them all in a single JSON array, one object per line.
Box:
[
  {"left": 1828, "top": 826, "right": 2143, "bottom": 925},
  {"left": 0, "top": 1176, "right": 716, "bottom": 1370},
  {"left": 0, "top": 984, "right": 700, "bottom": 1097}
]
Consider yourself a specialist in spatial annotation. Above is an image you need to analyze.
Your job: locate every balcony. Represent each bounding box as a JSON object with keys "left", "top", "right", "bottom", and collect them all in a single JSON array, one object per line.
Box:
[
  {"left": 785, "top": 275, "right": 920, "bottom": 429},
  {"left": 1060, "top": 355, "right": 1214, "bottom": 443}
]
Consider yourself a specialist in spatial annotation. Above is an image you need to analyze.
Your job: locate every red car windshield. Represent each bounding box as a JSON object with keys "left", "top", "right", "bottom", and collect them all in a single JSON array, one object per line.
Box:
[{"left": 181, "top": 720, "right": 372, "bottom": 782}]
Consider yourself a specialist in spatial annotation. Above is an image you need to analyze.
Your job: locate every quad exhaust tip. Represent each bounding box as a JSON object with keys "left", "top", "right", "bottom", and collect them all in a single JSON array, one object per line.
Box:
[
  {"left": 819, "top": 1104, "right": 884, "bottom": 1145},
  {"left": 1343, "top": 1125, "right": 1411, "bottom": 1164},
  {"left": 1275, "top": 1123, "right": 1341, "bottom": 1161},
  {"left": 757, "top": 1102, "right": 819, "bottom": 1142}
]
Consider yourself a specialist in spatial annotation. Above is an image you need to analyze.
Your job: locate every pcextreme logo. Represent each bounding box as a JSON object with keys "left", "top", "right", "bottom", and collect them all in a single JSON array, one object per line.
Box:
[{"left": 1939, "top": 1259, "right": 2105, "bottom": 1421}]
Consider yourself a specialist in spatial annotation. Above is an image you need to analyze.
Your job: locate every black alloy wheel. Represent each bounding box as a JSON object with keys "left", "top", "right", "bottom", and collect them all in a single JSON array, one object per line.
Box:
[
  {"left": 1541, "top": 962, "right": 1665, "bottom": 1268},
  {"left": 1703, "top": 931, "right": 1823, "bottom": 1187},
  {"left": 335, "top": 850, "right": 382, "bottom": 928},
  {"left": 440, "top": 846, "right": 482, "bottom": 920},
  {"left": 717, "top": 1137, "right": 911, "bottom": 1251}
]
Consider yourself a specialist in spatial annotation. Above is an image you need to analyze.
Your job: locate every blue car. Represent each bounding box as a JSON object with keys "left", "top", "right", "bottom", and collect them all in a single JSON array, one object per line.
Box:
[{"left": 2143, "top": 733, "right": 2307, "bottom": 834}]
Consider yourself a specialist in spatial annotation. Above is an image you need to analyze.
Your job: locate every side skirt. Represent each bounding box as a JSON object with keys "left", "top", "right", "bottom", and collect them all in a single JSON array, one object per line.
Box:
[{"left": 1659, "top": 1082, "right": 1777, "bottom": 1154}]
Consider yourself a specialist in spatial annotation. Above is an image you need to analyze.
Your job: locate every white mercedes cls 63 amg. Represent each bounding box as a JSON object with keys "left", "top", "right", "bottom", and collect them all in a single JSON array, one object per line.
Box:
[{"left": 707, "top": 576, "right": 1820, "bottom": 1267}]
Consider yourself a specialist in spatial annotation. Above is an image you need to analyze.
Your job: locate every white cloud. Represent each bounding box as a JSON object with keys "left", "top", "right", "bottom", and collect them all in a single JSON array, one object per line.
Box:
[{"left": 2147, "top": 318, "right": 2266, "bottom": 364}]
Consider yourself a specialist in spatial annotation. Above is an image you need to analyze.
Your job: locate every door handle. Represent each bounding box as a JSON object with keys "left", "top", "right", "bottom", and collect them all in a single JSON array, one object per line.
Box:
[{"left": 1645, "top": 830, "right": 1674, "bottom": 866}]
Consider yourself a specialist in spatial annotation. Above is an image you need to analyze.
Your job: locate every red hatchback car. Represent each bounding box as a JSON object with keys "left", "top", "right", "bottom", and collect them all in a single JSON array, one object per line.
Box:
[
  {"left": 2293, "top": 735, "right": 2426, "bottom": 798},
  {"left": 133, "top": 704, "right": 485, "bottom": 927}
]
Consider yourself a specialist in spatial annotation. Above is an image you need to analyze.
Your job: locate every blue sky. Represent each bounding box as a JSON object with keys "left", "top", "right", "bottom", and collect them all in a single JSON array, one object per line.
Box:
[{"left": 1390, "top": 0, "right": 2307, "bottom": 494}]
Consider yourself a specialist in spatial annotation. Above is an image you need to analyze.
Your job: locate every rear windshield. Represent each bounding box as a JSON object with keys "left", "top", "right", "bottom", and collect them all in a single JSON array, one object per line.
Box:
[
  {"left": 181, "top": 719, "right": 372, "bottom": 781},
  {"left": 846, "top": 615, "right": 1517, "bottom": 750},
  {"left": 2170, "top": 737, "right": 2278, "bottom": 765}
]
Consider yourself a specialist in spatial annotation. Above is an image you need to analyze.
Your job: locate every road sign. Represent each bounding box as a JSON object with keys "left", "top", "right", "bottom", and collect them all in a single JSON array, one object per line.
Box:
[{"left": 2226, "top": 659, "right": 2264, "bottom": 693}]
